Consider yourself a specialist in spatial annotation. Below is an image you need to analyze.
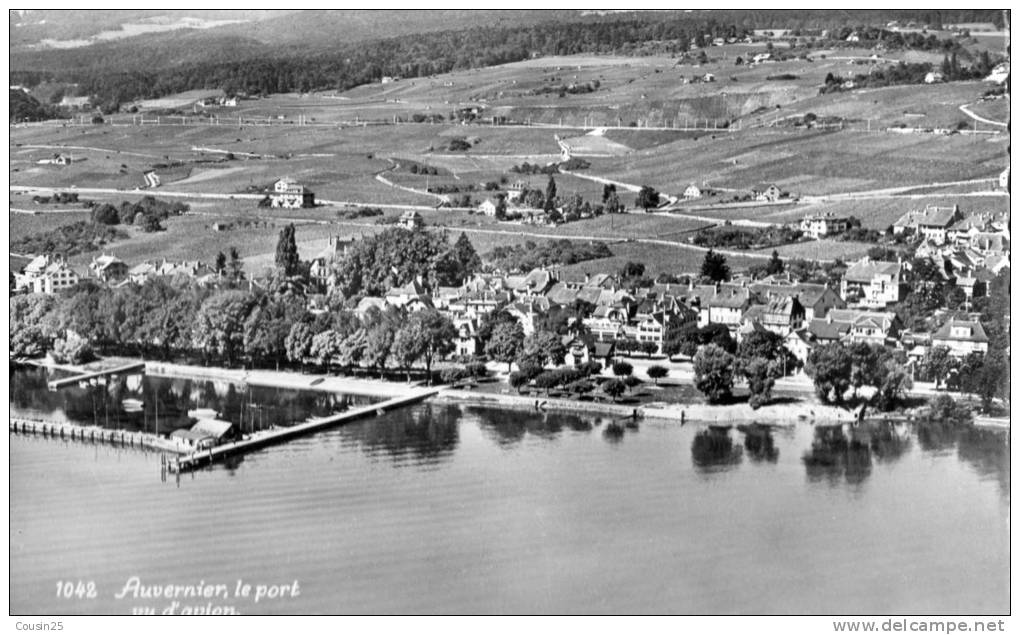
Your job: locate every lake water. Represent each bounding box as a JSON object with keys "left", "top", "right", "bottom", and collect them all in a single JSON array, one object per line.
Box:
[{"left": 9, "top": 369, "right": 1010, "bottom": 615}]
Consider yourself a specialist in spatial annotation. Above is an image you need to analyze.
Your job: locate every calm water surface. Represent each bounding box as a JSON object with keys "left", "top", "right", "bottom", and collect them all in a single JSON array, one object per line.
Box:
[{"left": 9, "top": 370, "right": 1009, "bottom": 615}]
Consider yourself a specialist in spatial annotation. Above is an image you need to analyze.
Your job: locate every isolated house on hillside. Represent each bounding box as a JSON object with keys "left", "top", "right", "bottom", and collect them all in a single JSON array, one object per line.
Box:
[
  {"left": 800, "top": 213, "right": 851, "bottom": 238},
  {"left": 683, "top": 184, "right": 702, "bottom": 199},
  {"left": 751, "top": 183, "right": 782, "bottom": 202},
  {"left": 398, "top": 210, "right": 424, "bottom": 231},
  {"left": 271, "top": 178, "right": 315, "bottom": 208}
]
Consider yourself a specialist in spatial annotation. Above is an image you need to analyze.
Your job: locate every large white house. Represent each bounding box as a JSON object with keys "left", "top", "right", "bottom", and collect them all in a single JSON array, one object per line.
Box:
[
  {"left": 15, "top": 255, "right": 80, "bottom": 294},
  {"left": 931, "top": 319, "right": 989, "bottom": 357},
  {"left": 271, "top": 178, "right": 315, "bottom": 208},
  {"left": 841, "top": 257, "right": 902, "bottom": 307}
]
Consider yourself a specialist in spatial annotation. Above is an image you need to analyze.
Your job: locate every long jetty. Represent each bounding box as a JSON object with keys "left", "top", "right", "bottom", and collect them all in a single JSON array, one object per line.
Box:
[
  {"left": 169, "top": 388, "right": 438, "bottom": 473},
  {"left": 9, "top": 417, "right": 188, "bottom": 454},
  {"left": 46, "top": 361, "right": 147, "bottom": 390}
]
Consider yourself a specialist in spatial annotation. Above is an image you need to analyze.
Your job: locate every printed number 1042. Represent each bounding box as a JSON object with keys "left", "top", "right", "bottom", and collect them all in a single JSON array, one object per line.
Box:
[{"left": 56, "top": 580, "right": 97, "bottom": 599}]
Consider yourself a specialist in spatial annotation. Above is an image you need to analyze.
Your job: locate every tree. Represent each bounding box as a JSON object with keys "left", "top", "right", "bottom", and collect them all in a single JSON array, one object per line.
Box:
[
  {"left": 274, "top": 223, "right": 301, "bottom": 276},
  {"left": 601, "top": 378, "right": 626, "bottom": 402},
  {"left": 228, "top": 247, "right": 244, "bottom": 283},
  {"left": 640, "top": 341, "right": 658, "bottom": 357},
  {"left": 604, "top": 190, "right": 622, "bottom": 214},
  {"left": 623, "top": 375, "right": 641, "bottom": 393},
  {"left": 612, "top": 361, "right": 633, "bottom": 377},
  {"left": 508, "top": 371, "right": 530, "bottom": 393},
  {"left": 742, "top": 357, "right": 778, "bottom": 409},
  {"left": 191, "top": 290, "right": 255, "bottom": 365},
  {"left": 923, "top": 345, "right": 953, "bottom": 389},
  {"left": 309, "top": 329, "right": 346, "bottom": 374},
  {"left": 452, "top": 232, "right": 481, "bottom": 276},
  {"left": 545, "top": 175, "right": 558, "bottom": 209},
  {"left": 635, "top": 185, "right": 661, "bottom": 211},
  {"left": 140, "top": 213, "right": 163, "bottom": 232},
  {"left": 647, "top": 365, "right": 669, "bottom": 385},
  {"left": 805, "top": 342, "right": 853, "bottom": 404},
  {"left": 848, "top": 342, "right": 881, "bottom": 397},
  {"left": 602, "top": 183, "right": 616, "bottom": 203},
  {"left": 215, "top": 251, "right": 227, "bottom": 274},
  {"left": 92, "top": 203, "right": 120, "bottom": 225},
  {"left": 694, "top": 344, "right": 735, "bottom": 403},
  {"left": 485, "top": 321, "right": 524, "bottom": 372},
  {"left": 700, "top": 249, "right": 730, "bottom": 282},
  {"left": 392, "top": 310, "right": 456, "bottom": 383},
  {"left": 619, "top": 261, "right": 645, "bottom": 280},
  {"left": 518, "top": 330, "right": 567, "bottom": 368},
  {"left": 765, "top": 250, "right": 784, "bottom": 275},
  {"left": 285, "top": 321, "right": 315, "bottom": 369},
  {"left": 972, "top": 350, "right": 1008, "bottom": 413},
  {"left": 51, "top": 332, "right": 95, "bottom": 365},
  {"left": 873, "top": 356, "right": 913, "bottom": 411}
]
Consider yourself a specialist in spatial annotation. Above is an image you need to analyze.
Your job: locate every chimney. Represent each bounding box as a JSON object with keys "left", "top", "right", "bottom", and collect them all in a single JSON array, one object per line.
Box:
[{"left": 827, "top": 313, "right": 832, "bottom": 324}]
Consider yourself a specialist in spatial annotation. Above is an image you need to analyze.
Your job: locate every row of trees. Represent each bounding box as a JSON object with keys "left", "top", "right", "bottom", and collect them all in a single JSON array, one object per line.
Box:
[
  {"left": 10, "top": 276, "right": 461, "bottom": 383},
  {"left": 692, "top": 330, "right": 800, "bottom": 408}
]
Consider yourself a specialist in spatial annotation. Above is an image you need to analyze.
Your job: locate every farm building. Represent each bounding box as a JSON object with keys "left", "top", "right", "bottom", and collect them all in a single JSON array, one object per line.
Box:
[
  {"left": 478, "top": 199, "right": 499, "bottom": 217},
  {"left": 751, "top": 183, "right": 782, "bottom": 202},
  {"left": 399, "top": 210, "right": 424, "bottom": 231},
  {"left": 683, "top": 184, "right": 702, "bottom": 199},
  {"left": 271, "top": 178, "right": 315, "bottom": 208},
  {"left": 799, "top": 213, "right": 851, "bottom": 239}
]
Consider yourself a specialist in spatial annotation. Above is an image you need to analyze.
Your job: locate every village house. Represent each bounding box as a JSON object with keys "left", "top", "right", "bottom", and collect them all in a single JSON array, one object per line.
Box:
[
  {"left": 505, "top": 181, "right": 527, "bottom": 202},
  {"left": 89, "top": 254, "right": 129, "bottom": 282},
  {"left": 799, "top": 213, "right": 851, "bottom": 238},
  {"left": 931, "top": 319, "right": 989, "bottom": 357},
  {"left": 761, "top": 295, "right": 805, "bottom": 335},
  {"left": 683, "top": 184, "right": 702, "bottom": 199},
  {"left": 999, "top": 166, "right": 1009, "bottom": 191},
  {"left": 15, "top": 255, "right": 80, "bottom": 294},
  {"left": 828, "top": 309, "right": 901, "bottom": 346},
  {"left": 60, "top": 95, "right": 92, "bottom": 109},
  {"left": 309, "top": 235, "right": 351, "bottom": 289},
  {"left": 924, "top": 71, "right": 944, "bottom": 84},
  {"left": 841, "top": 257, "right": 902, "bottom": 307},
  {"left": 270, "top": 178, "right": 315, "bottom": 208},
  {"left": 398, "top": 210, "right": 425, "bottom": 231},
  {"left": 385, "top": 277, "right": 431, "bottom": 311},
  {"left": 892, "top": 205, "right": 962, "bottom": 245},
  {"left": 783, "top": 329, "right": 814, "bottom": 365},
  {"left": 478, "top": 198, "right": 498, "bottom": 217},
  {"left": 751, "top": 183, "right": 782, "bottom": 202},
  {"left": 452, "top": 317, "right": 481, "bottom": 358},
  {"left": 585, "top": 303, "right": 631, "bottom": 343},
  {"left": 37, "top": 153, "right": 72, "bottom": 166},
  {"left": 707, "top": 286, "right": 751, "bottom": 331},
  {"left": 805, "top": 314, "right": 853, "bottom": 345}
]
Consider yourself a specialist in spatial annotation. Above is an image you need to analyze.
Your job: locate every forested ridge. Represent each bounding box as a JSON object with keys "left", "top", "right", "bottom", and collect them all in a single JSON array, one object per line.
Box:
[{"left": 10, "top": 9, "right": 1004, "bottom": 112}]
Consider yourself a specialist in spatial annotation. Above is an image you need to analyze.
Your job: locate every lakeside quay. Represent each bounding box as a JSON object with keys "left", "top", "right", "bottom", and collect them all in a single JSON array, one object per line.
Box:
[{"left": 18, "top": 357, "right": 1004, "bottom": 429}]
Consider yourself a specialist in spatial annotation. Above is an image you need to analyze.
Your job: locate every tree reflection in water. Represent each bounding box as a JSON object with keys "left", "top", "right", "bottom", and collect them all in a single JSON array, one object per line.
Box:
[
  {"left": 9, "top": 366, "right": 377, "bottom": 436},
  {"left": 691, "top": 427, "right": 743, "bottom": 469},
  {"left": 473, "top": 405, "right": 593, "bottom": 447},
  {"left": 337, "top": 403, "right": 459, "bottom": 465},
  {"left": 957, "top": 426, "right": 1010, "bottom": 502},
  {"left": 802, "top": 424, "right": 872, "bottom": 486},
  {"left": 738, "top": 423, "right": 779, "bottom": 463}
]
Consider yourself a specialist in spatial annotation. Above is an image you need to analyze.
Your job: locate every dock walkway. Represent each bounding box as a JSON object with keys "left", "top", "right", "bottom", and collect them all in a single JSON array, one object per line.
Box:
[
  {"left": 169, "top": 388, "right": 439, "bottom": 473},
  {"left": 9, "top": 417, "right": 189, "bottom": 454},
  {"left": 46, "top": 361, "right": 147, "bottom": 390}
]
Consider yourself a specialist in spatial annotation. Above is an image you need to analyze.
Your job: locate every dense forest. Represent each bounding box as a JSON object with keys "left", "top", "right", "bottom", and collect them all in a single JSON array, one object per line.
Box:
[{"left": 9, "top": 9, "right": 1005, "bottom": 111}]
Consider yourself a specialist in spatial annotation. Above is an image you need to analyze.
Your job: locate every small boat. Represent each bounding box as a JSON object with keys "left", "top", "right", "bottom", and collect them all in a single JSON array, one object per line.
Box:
[{"left": 121, "top": 398, "right": 144, "bottom": 412}]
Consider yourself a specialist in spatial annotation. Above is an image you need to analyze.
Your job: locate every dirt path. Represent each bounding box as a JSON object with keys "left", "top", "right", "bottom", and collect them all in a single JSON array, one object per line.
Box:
[
  {"left": 959, "top": 102, "right": 1008, "bottom": 128},
  {"left": 20, "top": 143, "right": 162, "bottom": 159},
  {"left": 374, "top": 159, "right": 448, "bottom": 204}
]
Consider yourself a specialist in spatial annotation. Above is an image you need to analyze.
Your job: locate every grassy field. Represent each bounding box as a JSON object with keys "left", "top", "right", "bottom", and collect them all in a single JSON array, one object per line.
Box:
[
  {"left": 10, "top": 210, "right": 92, "bottom": 242},
  {"left": 756, "top": 239, "right": 872, "bottom": 262}
]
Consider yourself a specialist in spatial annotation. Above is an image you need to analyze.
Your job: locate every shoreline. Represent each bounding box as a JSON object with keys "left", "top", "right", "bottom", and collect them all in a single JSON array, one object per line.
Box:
[{"left": 15, "top": 358, "right": 1007, "bottom": 429}]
